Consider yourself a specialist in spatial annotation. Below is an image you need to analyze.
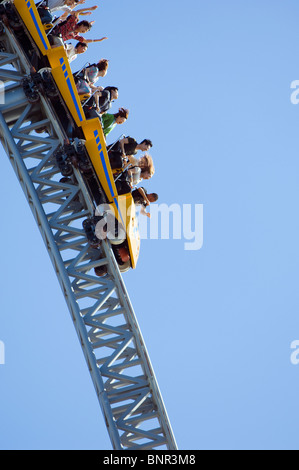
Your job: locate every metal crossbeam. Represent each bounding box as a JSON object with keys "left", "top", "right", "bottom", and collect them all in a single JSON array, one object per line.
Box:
[{"left": 0, "top": 24, "right": 177, "bottom": 450}]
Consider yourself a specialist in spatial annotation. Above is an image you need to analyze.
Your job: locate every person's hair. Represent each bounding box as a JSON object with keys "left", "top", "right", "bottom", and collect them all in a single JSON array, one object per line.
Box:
[
  {"left": 97, "top": 59, "right": 109, "bottom": 73},
  {"left": 115, "top": 107, "right": 129, "bottom": 120},
  {"left": 75, "top": 42, "right": 88, "bottom": 49},
  {"left": 105, "top": 86, "right": 118, "bottom": 94},
  {"left": 149, "top": 193, "right": 158, "bottom": 202},
  {"left": 140, "top": 139, "right": 153, "bottom": 148},
  {"left": 77, "top": 20, "right": 92, "bottom": 31},
  {"left": 140, "top": 154, "right": 155, "bottom": 178}
]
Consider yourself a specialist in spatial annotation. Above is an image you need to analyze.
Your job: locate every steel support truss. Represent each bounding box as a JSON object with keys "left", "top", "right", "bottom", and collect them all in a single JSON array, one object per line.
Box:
[{"left": 0, "top": 24, "right": 177, "bottom": 450}]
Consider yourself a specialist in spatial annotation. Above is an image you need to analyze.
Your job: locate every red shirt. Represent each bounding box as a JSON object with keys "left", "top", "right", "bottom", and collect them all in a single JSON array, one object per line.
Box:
[{"left": 58, "top": 15, "right": 85, "bottom": 42}]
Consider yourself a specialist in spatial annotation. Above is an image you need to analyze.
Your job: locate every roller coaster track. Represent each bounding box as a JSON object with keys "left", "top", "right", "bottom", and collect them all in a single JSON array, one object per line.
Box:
[{"left": 0, "top": 21, "right": 177, "bottom": 450}]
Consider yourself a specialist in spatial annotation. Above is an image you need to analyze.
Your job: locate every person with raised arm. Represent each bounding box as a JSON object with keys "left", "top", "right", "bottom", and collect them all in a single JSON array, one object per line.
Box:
[
  {"left": 51, "top": 6, "right": 108, "bottom": 44},
  {"left": 65, "top": 41, "right": 88, "bottom": 62},
  {"left": 37, "top": 0, "right": 85, "bottom": 25},
  {"left": 132, "top": 187, "right": 158, "bottom": 218}
]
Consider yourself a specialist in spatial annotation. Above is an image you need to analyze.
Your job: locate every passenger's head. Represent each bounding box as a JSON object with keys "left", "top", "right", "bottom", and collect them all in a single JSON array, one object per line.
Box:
[
  {"left": 147, "top": 193, "right": 158, "bottom": 203},
  {"left": 105, "top": 86, "right": 118, "bottom": 100},
  {"left": 139, "top": 154, "right": 155, "bottom": 180},
  {"left": 97, "top": 59, "right": 109, "bottom": 77},
  {"left": 105, "top": 86, "right": 119, "bottom": 100},
  {"left": 75, "top": 42, "right": 88, "bottom": 54},
  {"left": 139, "top": 139, "right": 153, "bottom": 152},
  {"left": 76, "top": 21, "right": 93, "bottom": 33},
  {"left": 114, "top": 107, "right": 129, "bottom": 124}
]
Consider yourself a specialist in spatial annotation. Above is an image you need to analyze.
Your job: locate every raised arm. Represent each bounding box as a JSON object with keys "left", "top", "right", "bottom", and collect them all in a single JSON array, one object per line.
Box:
[
  {"left": 71, "top": 5, "right": 98, "bottom": 18},
  {"left": 83, "top": 37, "right": 108, "bottom": 44},
  {"left": 140, "top": 205, "right": 151, "bottom": 218}
]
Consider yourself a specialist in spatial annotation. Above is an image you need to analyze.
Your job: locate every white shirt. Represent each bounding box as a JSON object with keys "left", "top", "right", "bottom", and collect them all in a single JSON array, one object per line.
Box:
[
  {"left": 129, "top": 167, "right": 141, "bottom": 186},
  {"left": 65, "top": 43, "right": 78, "bottom": 63},
  {"left": 47, "top": 0, "right": 72, "bottom": 12}
]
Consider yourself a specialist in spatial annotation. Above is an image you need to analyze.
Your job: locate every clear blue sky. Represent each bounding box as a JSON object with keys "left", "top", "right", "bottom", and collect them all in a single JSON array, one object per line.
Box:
[{"left": 1, "top": 0, "right": 299, "bottom": 450}]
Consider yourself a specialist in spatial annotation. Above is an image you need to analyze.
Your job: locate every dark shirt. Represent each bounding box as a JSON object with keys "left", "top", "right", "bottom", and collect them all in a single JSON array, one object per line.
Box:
[
  {"left": 123, "top": 136, "right": 138, "bottom": 156},
  {"left": 132, "top": 187, "right": 148, "bottom": 207},
  {"left": 107, "top": 136, "right": 137, "bottom": 156},
  {"left": 98, "top": 90, "right": 112, "bottom": 114},
  {"left": 84, "top": 90, "right": 112, "bottom": 113},
  {"left": 83, "top": 90, "right": 112, "bottom": 117}
]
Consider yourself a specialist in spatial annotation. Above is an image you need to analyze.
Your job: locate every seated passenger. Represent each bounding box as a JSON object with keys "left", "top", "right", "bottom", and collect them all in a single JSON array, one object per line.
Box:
[
  {"left": 128, "top": 154, "right": 155, "bottom": 186},
  {"left": 52, "top": 0, "right": 94, "bottom": 22},
  {"left": 46, "top": 0, "right": 83, "bottom": 13},
  {"left": 36, "top": 0, "right": 72, "bottom": 24},
  {"left": 114, "top": 155, "right": 155, "bottom": 195},
  {"left": 101, "top": 108, "right": 129, "bottom": 138},
  {"left": 74, "top": 59, "right": 109, "bottom": 106},
  {"left": 120, "top": 137, "right": 152, "bottom": 157},
  {"left": 108, "top": 137, "right": 152, "bottom": 169},
  {"left": 51, "top": 8, "right": 108, "bottom": 45},
  {"left": 37, "top": 0, "right": 87, "bottom": 25},
  {"left": 74, "top": 59, "right": 109, "bottom": 81},
  {"left": 65, "top": 41, "right": 88, "bottom": 62},
  {"left": 83, "top": 86, "right": 118, "bottom": 119},
  {"left": 132, "top": 187, "right": 158, "bottom": 218}
]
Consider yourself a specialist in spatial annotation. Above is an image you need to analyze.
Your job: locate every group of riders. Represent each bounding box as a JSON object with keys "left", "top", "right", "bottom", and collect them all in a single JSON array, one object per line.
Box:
[{"left": 36, "top": 0, "right": 158, "bottom": 218}]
